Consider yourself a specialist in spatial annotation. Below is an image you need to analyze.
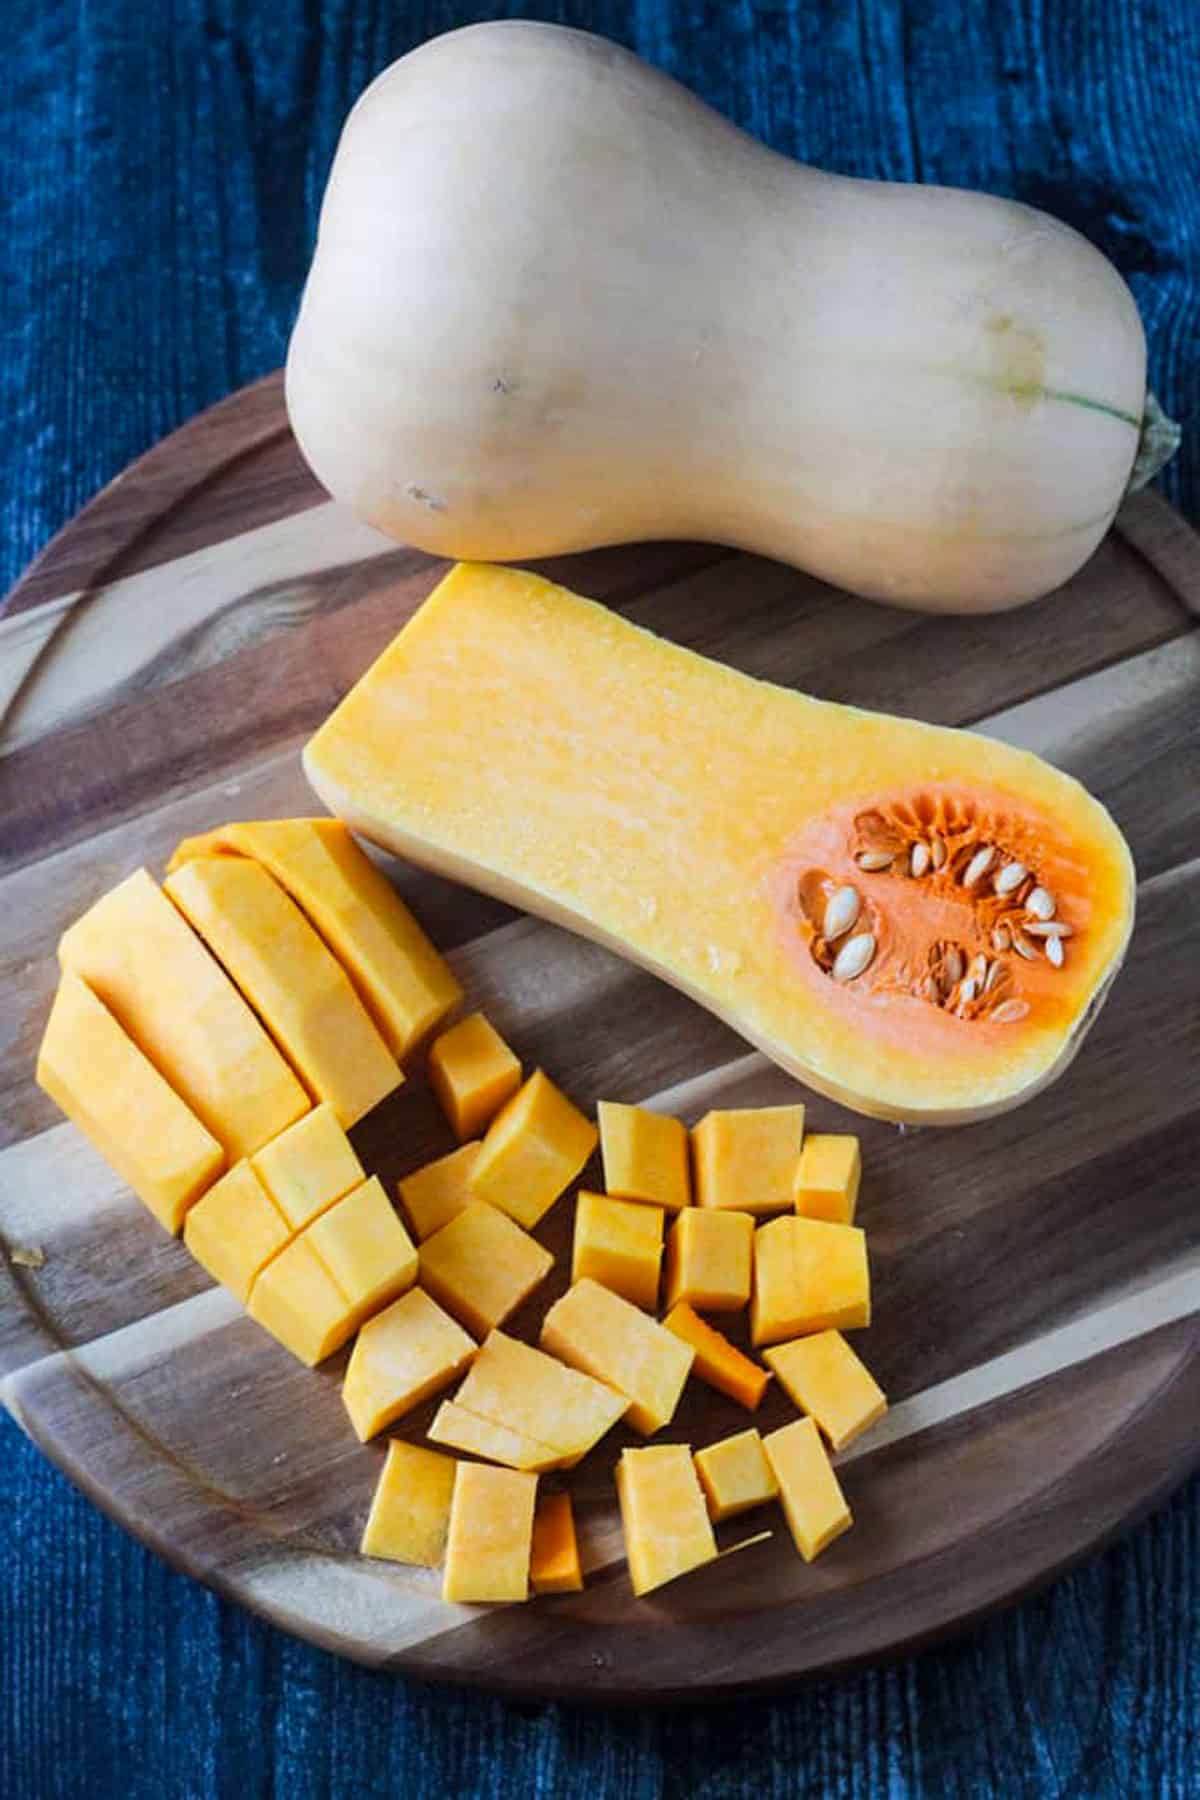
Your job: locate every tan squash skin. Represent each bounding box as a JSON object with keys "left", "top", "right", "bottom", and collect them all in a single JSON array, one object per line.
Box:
[{"left": 286, "top": 22, "right": 1148, "bottom": 612}]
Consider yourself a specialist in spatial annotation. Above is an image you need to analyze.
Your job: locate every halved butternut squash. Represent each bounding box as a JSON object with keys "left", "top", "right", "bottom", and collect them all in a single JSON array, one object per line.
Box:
[{"left": 305, "top": 563, "right": 1136, "bottom": 1124}]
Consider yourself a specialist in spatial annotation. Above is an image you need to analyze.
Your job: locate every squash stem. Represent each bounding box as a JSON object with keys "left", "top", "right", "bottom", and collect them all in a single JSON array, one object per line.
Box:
[{"left": 1127, "top": 390, "right": 1182, "bottom": 493}]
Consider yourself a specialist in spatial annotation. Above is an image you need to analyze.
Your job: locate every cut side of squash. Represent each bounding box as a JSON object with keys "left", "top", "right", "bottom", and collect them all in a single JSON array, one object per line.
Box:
[{"left": 304, "top": 563, "right": 1135, "bottom": 1124}]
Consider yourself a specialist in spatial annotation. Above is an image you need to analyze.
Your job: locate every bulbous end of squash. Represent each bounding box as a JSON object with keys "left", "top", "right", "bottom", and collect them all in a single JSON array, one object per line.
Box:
[{"left": 304, "top": 562, "right": 1135, "bottom": 1126}]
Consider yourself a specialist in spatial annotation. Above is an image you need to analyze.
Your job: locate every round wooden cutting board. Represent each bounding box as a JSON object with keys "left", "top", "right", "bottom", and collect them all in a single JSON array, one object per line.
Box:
[{"left": 1, "top": 373, "right": 1198, "bottom": 1700}]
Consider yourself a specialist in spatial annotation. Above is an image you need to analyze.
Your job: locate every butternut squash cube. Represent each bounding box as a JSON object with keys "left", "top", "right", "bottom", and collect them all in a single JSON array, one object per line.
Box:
[
  {"left": 764, "top": 1329, "right": 887, "bottom": 1452},
  {"left": 58, "top": 868, "right": 308, "bottom": 1161},
  {"left": 663, "top": 1208, "right": 753, "bottom": 1313},
  {"left": 360, "top": 1439, "right": 457, "bottom": 1567},
  {"left": 529, "top": 1491, "right": 584, "bottom": 1594},
  {"left": 793, "top": 1134, "right": 862, "bottom": 1224},
  {"left": 470, "top": 1070, "right": 598, "bottom": 1229},
  {"left": 250, "top": 1101, "right": 365, "bottom": 1230},
  {"left": 442, "top": 1462, "right": 538, "bottom": 1604},
  {"left": 428, "top": 1011, "right": 522, "bottom": 1141},
  {"left": 571, "top": 1190, "right": 664, "bottom": 1310},
  {"left": 540, "top": 1278, "right": 692, "bottom": 1435},
  {"left": 342, "top": 1287, "right": 477, "bottom": 1441},
  {"left": 428, "top": 1399, "right": 562, "bottom": 1472},
  {"left": 168, "top": 818, "right": 462, "bottom": 1058},
  {"left": 693, "top": 1429, "right": 780, "bottom": 1523},
  {"left": 247, "top": 1235, "right": 357, "bottom": 1367},
  {"left": 183, "top": 1159, "right": 289, "bottom": 1301},
  {"left": 452, "top": 1329, "right": 628, "bottom": 1465},
  {"left": 762, "top": 1416, "right": 852, "bottom": 1562},
  {"left": 615, "top": 1445, "right": 717, "bottom": 1596},
  {"left": 397, "top": 1141, "right": 482, "bottom": 1240},
  {"left": 304, "top": 1175, "right": 418, "bottom": 1330},
  {"left": 751, "top": 1215, "right": 871, "bottom": 1347},
  {"left": 692, "top": 1105, "right": 806, "bottom": 1214},
  {"left": 662, "top": 1303, "right": 771, "bottom": 1411},
  {"left": 37, "top": 971, "right": 225, "bottom": 1234},
  {"left": 418, "top": 1200, "right": 553, "bottom": 1339},
  {"left": 597, "top": 1101, "right": 690, "bottom": 1211},
  {"left": 165, "top": 856, "right": 402, "bottom": 1128}
]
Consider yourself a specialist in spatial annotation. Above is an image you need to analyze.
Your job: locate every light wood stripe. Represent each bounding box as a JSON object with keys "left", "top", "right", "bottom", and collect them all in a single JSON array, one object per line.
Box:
[{"left": 0, "top": 501, "right": 392, "bottom": 749}]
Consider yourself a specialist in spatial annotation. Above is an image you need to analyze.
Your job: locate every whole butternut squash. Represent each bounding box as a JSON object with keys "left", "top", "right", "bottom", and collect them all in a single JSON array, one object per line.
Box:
[{"left": 286, "top": 22, "right": 1171, "bottom": 612}]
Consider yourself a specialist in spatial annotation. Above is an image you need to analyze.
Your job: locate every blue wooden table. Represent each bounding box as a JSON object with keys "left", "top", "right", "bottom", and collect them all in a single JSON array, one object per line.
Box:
[{"left": 2, "top": 4, "right": 1197, "bottom": 1793}]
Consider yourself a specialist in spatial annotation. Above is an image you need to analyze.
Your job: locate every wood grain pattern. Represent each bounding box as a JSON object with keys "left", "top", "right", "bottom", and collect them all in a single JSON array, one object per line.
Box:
[{"left": 0, "top": 377, "right": 1197, "bottom": 1698}]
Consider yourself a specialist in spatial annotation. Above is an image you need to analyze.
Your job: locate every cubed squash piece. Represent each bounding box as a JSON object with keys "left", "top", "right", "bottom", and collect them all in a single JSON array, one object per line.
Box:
[
  {"left": 615, "top": 1445, "right": 717, "bottom": 1596},
  {"left": 428, "top": 1400, "right": 562, "bottom": 1472},
  {"left": 304, "top": 1175, "right": 418, "bottom": 1329},
  {"left": 597, "top": 1101, "right": 690, "bottom": 1210},
  {"left": 428, "top": 1011, "right": 521, "bottom": 1140},
  {"left": 694, "top": 1429, "right": 780, "bottom": 1522},
  {"left": 57, "top": 868, "right": 308, "bottom": 1160},
  {"left": 571, "top": 1190, "right": 664, "bottom": 1310},
  {"left": 342, "top": 1287, "right": 477, "bottom": 1441},
  {"left": 360, "top": 1439, "right": 458, "bottom": 1567},
  {"left": 164, "top": 856, "right": 401, "bottom": 1128},
  {"left": 452, "top": 1330, "right": 628, "bottom": 1464},
  {"left": 37, "top": 971, "right": 225, "bottom": 1234},
  {"left": 418, "top": 1200, "right": 553, "bottom": 1338},
  {"left": 662, "top": 1303, "right": 771, "bottom": 1411},
  {"left": 442, "top": 1462, "right": 538, "bottom": 1604},
  {"left": 397, "top": 1141, "right": 482, "bottom": 1240},
  {"left": 663, "top": 1208, "right": 753, "bottom": 1313},
  {"left": 183, "top": 1159, "right": 290, "bottom": 1301},
  {"left": 793, "top": 1134, "right": 862, "bottom": 1224},
  {"left": 764, "top": 1330, "right": 887, "bottom": 1451},
  {"left": 692, "top": 1105, "right": 806, "bottom": 1214},
  {"left": 470, "top": 1070, "right": 598, "bottom": 1229},
  {"left": 762, "top": 1416, "right": 852, "bottom": 1562},
  {"left": 250, "top": 1100, "right": 365, "bottom": 1230},
  {"left": 751, "top": 1216, "right": 871, "bottom": 1347},
  {"left": 168, "top": 818, "right": 462, "bottom": 1057},
  {"left": 530, "top": 1492, "right": 584, "bottom": 1594},
  {"left": 540, "top": 1278, "right": 692, "bottom": 1435},
  {"left": 247, "top": 1235, "right": 357, "bottom": 1366}
]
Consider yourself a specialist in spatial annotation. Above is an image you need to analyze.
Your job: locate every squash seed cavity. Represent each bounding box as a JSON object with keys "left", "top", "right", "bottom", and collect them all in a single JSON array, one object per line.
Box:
[{"left": 797, "top": 791, "right": 1075, "bottom": 1022}]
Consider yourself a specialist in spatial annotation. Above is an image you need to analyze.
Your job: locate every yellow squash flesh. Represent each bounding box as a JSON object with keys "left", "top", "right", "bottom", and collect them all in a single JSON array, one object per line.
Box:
[{"left": 304, "top": 563, "right": 1135, "bottom": 1124}]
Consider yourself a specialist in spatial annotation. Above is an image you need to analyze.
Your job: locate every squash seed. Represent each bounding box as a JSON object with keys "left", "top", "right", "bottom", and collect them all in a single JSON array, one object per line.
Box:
[
  {"left": 930, "top": 835, "right": 947, "bottom": 871},
  {"left": 992, "top": 922, "right": 1012, "bottom": 953},
  {"left": 993, "top": 860, "right": 1027, "bottom": 896},
  {"left": 1024, "top": 920, "right": 1073, "bottom": 939},
  {"left": 823, "top": 885, "right": 861, "bottom": 941},
  {"left": 1044, "top": 934, "right": 1065, "bottom": 968},
  {"left": 1012, "top": 932, "right": 1038, "bottom": 961},
  {"left": 984, "top": 959, "right": 1003, "bottom": 993},
  {"left": 1026, "top": 886, "right": 1056, "bottom": 920},
  {"left": 910, "top": 842, "right": 931, "bottom": 878},
  {"left": 856, "top": 850, "right": 893, "bottom": 872},
  {"left": 832, "top": 932, "right": 876, "bottom": 982},
  {"left": 944, "top": 947, "right": 965, "bottom": 984},
  {"left": 967, "top": 953, "right": 988, "bottom": 988},
  {"left": 991, "top": 999, "right": 1030, "bottom": 1024},
  {"left": 958, "top": 977, "right": 978, "bottom": 1006},
  {"left": 961, "top": 846, "right": 995, "bottom": 887}
]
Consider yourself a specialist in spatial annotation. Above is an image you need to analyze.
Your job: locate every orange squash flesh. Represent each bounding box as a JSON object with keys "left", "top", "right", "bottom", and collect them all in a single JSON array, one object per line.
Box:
[
  {"left": 304, "top": 564, "right": 1135, "bottom": 1124},
  {"left": 166, "top": 817, "right": 462, "bottom": 1059},
  {"left": 662, "top": 1303, "right": 772, "bottom": 1411}
]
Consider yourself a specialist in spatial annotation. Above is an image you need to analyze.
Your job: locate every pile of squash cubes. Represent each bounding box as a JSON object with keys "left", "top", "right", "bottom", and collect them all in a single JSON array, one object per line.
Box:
[{"left": 36, "top": 818, "right": 887, "bottom": 1604}]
